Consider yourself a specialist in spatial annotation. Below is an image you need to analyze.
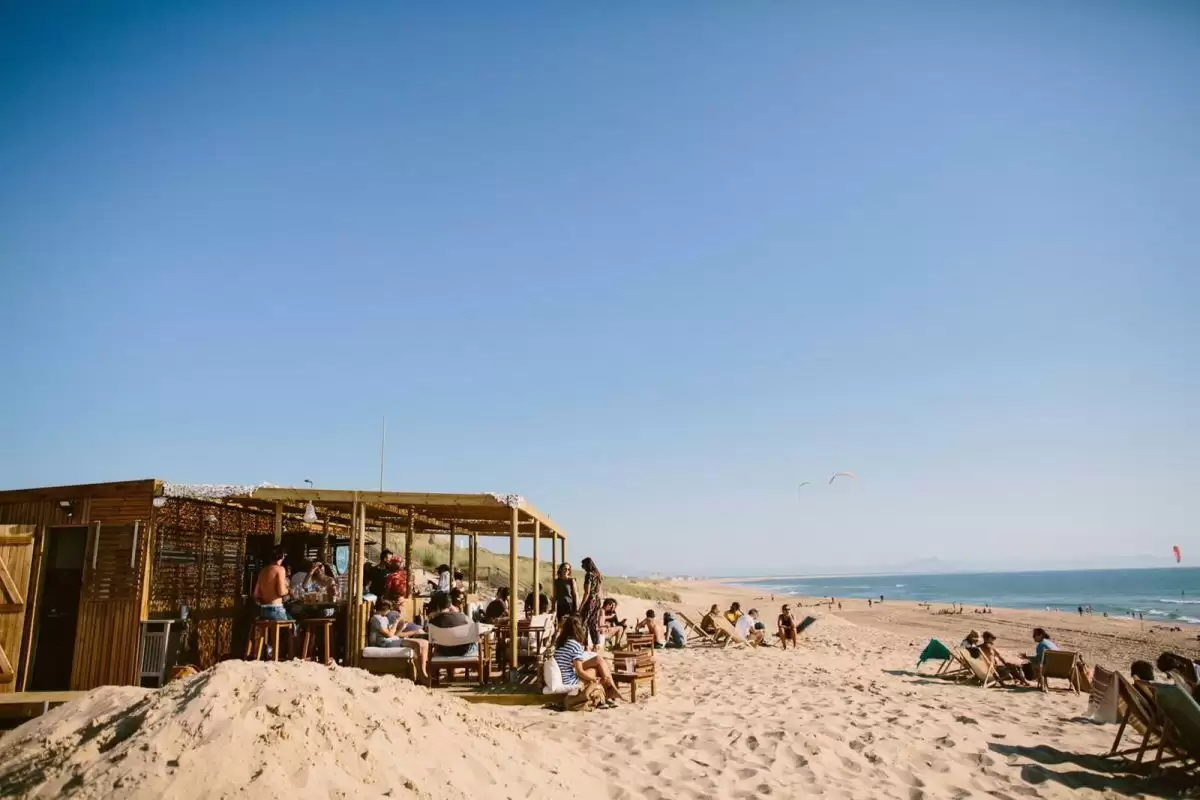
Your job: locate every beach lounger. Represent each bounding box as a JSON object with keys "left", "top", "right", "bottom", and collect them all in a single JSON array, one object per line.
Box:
[
  {"left": 1087, "top": 665, "right": 1120, "bottom": 724},
  {"left": 709, "top": 614, "right": 751, "bottom": 649},
  {"left": 916, "top": 639, "right": 961, "bottom": 676},
  {"left": 676, "top": 611, "right": 718, "bottom": 645},
  {"left": 958, "top": 648, "right": 1005, "bottom": 689},
  {"left": 1038, "top": 650, "right": 1083, "bottom": 694},
  {"left": 1108, "top": 674, "right": 1181, "bottom": 766},
  {"left": 1154, "top": 682, "right": 1200, "bottom": 769}
]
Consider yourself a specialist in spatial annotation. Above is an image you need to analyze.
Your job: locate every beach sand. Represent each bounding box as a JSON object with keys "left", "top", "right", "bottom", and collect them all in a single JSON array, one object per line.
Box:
[{"left": 2, "top": 581, "right": 1197, "bottom": 798}]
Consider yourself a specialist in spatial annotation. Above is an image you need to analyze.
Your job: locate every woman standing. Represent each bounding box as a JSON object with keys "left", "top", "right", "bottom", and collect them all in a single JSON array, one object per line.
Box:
[
  {"left": 554, "top": 563, "right": 578, "bottom": 621},
  {"left": 578, "top": 557, "right": 604, "bottom": 648}
]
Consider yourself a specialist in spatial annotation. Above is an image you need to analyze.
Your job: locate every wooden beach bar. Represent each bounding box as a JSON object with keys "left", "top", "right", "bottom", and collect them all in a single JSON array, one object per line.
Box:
[{"left": 0, "top": 479, "right": 567, "bottom": 697}]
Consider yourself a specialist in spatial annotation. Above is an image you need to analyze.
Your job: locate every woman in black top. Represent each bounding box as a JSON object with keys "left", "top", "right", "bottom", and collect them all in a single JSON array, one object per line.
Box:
[{"left": 554, "top": 563, "right": 578, "bottom": 621}]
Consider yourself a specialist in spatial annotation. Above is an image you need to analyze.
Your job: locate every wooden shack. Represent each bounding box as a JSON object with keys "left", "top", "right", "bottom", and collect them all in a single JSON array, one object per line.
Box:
[{"left": 0, "top": 480, "right": 568, "bottom": 693}]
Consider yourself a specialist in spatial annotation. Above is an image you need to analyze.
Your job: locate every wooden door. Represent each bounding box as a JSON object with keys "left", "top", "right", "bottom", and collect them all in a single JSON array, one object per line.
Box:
[
  {"left": 0, "top": 525, "right": 36, "bottom": 692},
  {"left": 70, "top": 521, "right": 144, "bottom": 689}
]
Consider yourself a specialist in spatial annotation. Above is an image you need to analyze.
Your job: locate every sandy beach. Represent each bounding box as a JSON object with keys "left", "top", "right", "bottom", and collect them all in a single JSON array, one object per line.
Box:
[{"left": 2, "top": 580, "right": 1197, "bottom": 799}]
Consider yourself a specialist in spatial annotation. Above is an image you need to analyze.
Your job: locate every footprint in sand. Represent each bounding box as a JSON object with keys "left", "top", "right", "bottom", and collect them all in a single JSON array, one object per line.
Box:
[{"left": 745, "top": 735, "right": 760, "bottom": 751}]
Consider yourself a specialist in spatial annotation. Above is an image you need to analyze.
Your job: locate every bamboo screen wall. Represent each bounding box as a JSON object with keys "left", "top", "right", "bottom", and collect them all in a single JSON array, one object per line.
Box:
[{"left": 149, "top": 499, "right": 274, "bottom": 668}]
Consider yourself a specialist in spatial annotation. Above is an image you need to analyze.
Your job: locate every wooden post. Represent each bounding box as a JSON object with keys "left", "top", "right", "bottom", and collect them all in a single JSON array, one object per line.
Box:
[
  {"left": 321, "top": 517, "right": 330, "bottom": 564},
  {"left": 347, "top": 496, "right": 364, "bottom": 666},
  {"left": 448, "top": 525, "right": 455, "bottom": 580},
  {"left": 531, "top": 519, "right": 540, "bottom": 616},
  {"left": 273, "top": 501, "right": 283, "bottom": 545},
  {"left": 550, "top": 531, "right": 558, "bottom": 606},
  {"left": 509, "top": 507, "right": 519, "bottom": 677},
  {"left": 561, "top": 534, "right": 567, "bottom": 569},
  {"left": 381, "top": 520, "right": 388, "bottom": 555},
  {"left": 405, "top": 508, "right": 415, "bottom": 618},
  {"left": 470, "top": 532, "right": 477, "bottom": 593}
]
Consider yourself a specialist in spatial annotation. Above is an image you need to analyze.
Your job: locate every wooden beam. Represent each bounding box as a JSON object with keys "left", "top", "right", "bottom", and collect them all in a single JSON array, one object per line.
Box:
[
  {"left": 405, "top": 509, "right": 414, "bottom": 605},
  {"left": 561, "top": 534, "right": 567, "bottom": 568},
  {"left": 550, "top": 531, "right": 558, "bottom": 608},
  {"left": 273, "top": 502, "right": 282, "bottom": 545},
  {"left": 508, "top": 505, "right": 519, "bottom": 676},
  {"left": 448, "top": 525, "right": 455, "bottom": 580},
  {"left": 469, "top": 533, "right": 477, "bottom": 593},
  {"left": 531, "top": 519, "right": 540, "bottom": 616}
]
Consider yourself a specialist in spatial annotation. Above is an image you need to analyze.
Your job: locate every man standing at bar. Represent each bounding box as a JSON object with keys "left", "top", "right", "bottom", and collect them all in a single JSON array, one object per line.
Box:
[{"left": 253, "top": 545, "right": 290, "bottom": 620}]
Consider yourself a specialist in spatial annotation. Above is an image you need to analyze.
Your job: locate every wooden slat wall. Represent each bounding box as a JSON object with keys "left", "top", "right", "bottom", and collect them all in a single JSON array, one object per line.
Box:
[
  {"left": 0, "top": 527, "right": 36, "bottom": 693},
  {"left": 70, "top": 599, "right": 140, "bottom": 689},
  {"left": 0, "top": 482, "right": 155, "bottom": 691}
]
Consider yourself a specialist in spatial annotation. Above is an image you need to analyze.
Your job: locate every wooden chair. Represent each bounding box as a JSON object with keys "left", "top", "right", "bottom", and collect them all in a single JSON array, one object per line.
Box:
[
  {"left": 958, "top": 648, "right": 1005, "bottom": 689},
  {"left": 624, "top": 631, "right": 658, "bottom": 652},
  {"left": 246, "top": 620, "right": 295, "bottom": 662},
  {"left": 708, "top": 614, "right": 750, "bottom": 649},
  {"left": 427, "top": 622, "right": 494, "bottom": 687},
  {"left": 611, "top": 648, "right": 657, "bottom": 701},
  {"left": 675, "top": 611, "right": 717, "bottom": 646},
  {"left": 1155, "top": 681, "right": 1200, "bottom": 770},
  {"left": 1109, "top": 674, "right": 1185, "bottom": 766},
  {"left": 1039, "top": 650, "right": 1083, "bottom": 694},
  {"left": 300, "top": 618, "right": 335, "bottom": 665}
]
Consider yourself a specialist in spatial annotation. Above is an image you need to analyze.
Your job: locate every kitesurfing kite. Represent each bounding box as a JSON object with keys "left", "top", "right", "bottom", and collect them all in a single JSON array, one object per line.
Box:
[
  {"left": 1174, "top": 545, "right": 1182, "bottom": 564},
  {"left": 829, "top": 472, "right": 859, "bottom": 484},
  {"left": 797, "top": 481, "right": 812, "bottom": 497}
]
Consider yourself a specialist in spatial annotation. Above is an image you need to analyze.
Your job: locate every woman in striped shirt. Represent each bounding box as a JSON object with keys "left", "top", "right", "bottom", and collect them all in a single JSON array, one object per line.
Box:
[{"left": 553, "top": 616, "right": 620, "bottom": 707}]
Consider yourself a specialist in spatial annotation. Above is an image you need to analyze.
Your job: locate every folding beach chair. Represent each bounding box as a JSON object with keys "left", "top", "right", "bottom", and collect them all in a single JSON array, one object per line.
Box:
[
  {"left": 709, "top": 614, "right": 751, "bottom": 649},
  {"left": 1038, "top": 650, "right": 1083, "bottom": 694},
  {"left": 1155, "top": 682, "right": 1200, "bottom": 770},
  {"left": 916, "top": 639, "right": 959, "bottom": 676},
  {"left": 675, "top": 611, "right": 717, "bottom": 646},
  {"left": 959, "top": 648, "right": 1005, "bottom": 689},
  {"left": 1109, "top": 674, "right": 1174, "bottom": 765}
]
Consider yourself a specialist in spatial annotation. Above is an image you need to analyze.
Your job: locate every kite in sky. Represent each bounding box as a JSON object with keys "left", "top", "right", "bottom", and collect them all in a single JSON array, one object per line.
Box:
[
  {"left": 1174, "top": 545, "right": 1182, "bottom": 564},
  {"left": 829, "top": 471, "right": 859, "bottom": 484}
]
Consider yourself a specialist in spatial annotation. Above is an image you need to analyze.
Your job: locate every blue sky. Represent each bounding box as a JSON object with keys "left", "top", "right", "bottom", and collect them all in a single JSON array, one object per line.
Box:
[{"left": 2, "top": 2, "right": 1197, "bottom": 575}]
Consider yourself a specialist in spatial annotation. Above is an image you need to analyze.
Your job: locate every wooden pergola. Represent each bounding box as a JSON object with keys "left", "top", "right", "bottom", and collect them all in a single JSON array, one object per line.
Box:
[{"left": 242, "top": 488, "right": 568, "bottom": 679}]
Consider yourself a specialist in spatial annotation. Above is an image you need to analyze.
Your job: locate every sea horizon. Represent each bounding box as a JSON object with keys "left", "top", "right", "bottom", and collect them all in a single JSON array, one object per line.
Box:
[{"left": 725, "top": 565, "right": 1200, "bottom": 625}]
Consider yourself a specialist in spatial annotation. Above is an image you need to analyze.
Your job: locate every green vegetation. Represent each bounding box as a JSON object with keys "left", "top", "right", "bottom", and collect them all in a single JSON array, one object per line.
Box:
[{"left": 406, "top": 538, "right": 679, "bottom": 602}]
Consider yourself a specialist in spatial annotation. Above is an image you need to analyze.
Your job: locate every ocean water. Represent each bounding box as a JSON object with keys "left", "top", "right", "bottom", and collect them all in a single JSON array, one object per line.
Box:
[{"left": 737, "top": 567, "right": 1200, "bottom": 625}]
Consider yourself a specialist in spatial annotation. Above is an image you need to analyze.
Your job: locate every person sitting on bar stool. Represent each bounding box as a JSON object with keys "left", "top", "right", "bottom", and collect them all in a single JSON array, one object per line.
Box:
[{"left": 254, "top": 546, "right": 291, "bottom": 621}]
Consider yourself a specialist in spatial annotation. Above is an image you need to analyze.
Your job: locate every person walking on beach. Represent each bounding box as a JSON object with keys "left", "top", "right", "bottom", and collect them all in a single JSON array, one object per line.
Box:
[
  {"left": 578, "top": 557, "right": 605, "bottom": 648},
  {"left": 1078, "top": 606, "right": 1084, "bottom": 617},
  {"left": 554, "top": 563, "right": 578, "bottom": 621}
]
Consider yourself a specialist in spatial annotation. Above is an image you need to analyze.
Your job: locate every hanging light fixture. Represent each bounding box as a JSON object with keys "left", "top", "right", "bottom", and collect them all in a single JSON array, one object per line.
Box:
[{"left": 303, "top": 501, "right": 318, "bottom": 523}]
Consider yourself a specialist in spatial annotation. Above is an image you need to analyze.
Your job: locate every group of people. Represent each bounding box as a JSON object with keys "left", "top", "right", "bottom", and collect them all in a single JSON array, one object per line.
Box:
[
  {"left": 251, "top": 545, "right": 341, "bottom": 621},
  {"left": 959, "top": 628, "right": 1051, "bottom": 686},
  {"left": 699, "top": 602, "right": 775, "bottom": 647},
  {"left": 367, "top": 589, "right": 478, "bottom": 682}
]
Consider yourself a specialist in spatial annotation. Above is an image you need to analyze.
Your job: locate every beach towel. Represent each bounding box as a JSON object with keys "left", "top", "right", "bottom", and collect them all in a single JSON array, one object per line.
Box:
[{"left": 917, "top": 639, "right": 953, "bottom": 667}]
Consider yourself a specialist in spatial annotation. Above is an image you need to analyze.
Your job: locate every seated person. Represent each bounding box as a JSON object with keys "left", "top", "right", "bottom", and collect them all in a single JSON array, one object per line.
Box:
[
  {"left": 368, "top": 599, "right": 428, "bottom": 681},
  {"left": 552, "top": 616, "right": 619, "bottom": 707},
  {"left": 1131, "top": 660, "right": 1157, "bottom": 682},
  {"left": 635, "top": 609, "right": 666, "bottom": 648},
  {"left": 700, "top": 604, "right": 721, "bottom": 635},
  {"left": 428, "top": 590, "right": 477, "bottom": 657},
  {"left": 453, "top": 571, "right": 465, "bottom": 592},
  {"left": 778, "top": 605, "right": 798, "bottom": 649},
  {"left": 430, "top": 564, "right": 452, "bottom": 594},
  {"left": 449, "top": 587, "right": 467, "bottom": 612},
  {"left": 663, "top": 612, "right": 686, "bottom": 648},
  {"left": 738, "top": 609, "right": 765, "bottom": 645},
  {"left": 960, "top": 630, "right": 982, "bottom": 652},
  {"left": 979, "top": 631, "right": 1030, "bottom": 685},
  {"left": 600, "top": 598, "right": 627, "bottom": 647},
  {"left": 484, "top": 587, "right": 510, "bottom": 623},
  {"left": 289, "top": 559, "right": 312, "bottom": 596},
  {"left": 1156, "top": 652, "right": 1200, "bottom": 688},
  {"left": 306, "top": 560, "right": 340, "bottom": 601},
  {"left": 524, "top": 584, "right": 551, "bottom": 616},
  {"left": 1019, "top": 628, "right": 1059, "bottom": 683},
  {"left": 724, "top": 602, "right": 743, "bottom": 626}
]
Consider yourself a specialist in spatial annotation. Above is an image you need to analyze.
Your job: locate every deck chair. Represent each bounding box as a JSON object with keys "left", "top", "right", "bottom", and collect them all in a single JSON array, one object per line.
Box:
[
  {"left": 698, "top": 609, "right": 732, "bottom": 647},
  {"left": 1039, "top": 650, "right": 1083, "bottom": 694},
  {"left": 916, "top": 639, "right": 959, "bottom": 676},
  {"left": 1087, "top": 665, "right": 1120, "bottom": 724},
  {"left": 675, "top": 611, "right": 717, "bottom": 645},
  {"left": 1154, "top": 682, "right": 1200, "bottom": 769},
  {"left": 959, "top": 648, "right": 1005, "bottom": 688},
  {"left": 1109, "top": 674, "right": 1172, "bottom": 765},
  {"left": 709, "top": 614, "right": 751, "bottom": 649}
]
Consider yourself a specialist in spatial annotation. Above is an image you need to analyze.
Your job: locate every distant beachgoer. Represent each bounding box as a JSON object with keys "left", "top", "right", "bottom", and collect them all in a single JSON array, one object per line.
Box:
[
  {"left": 837, "top": 602, "right": 843, "bottom": 611},
  {"left": 778, "top": 605, "right": 798, "bottom": 649},
  {"left": 879, "top": 595, "right": 884, "bottom": 603},
  {"left": 663, "top": 612, "right": 686, "bottom": 648},
  {"left": 636, "top": 609, "right": 666, "bottom": 648},
  {"left": 578, "top": 558, "right": 605, "bottom": 648},
  {"left": 253, "top": 546, "right": 290, "bottom": 620},
  {"left": 554, "top": 563, "right": 578, "bottom": 621},
  {"left": 1138, "top": 612, "right": 1143, "bottom": 621},
  {"left": 1078, "top": 606, "right": 1084, "bottom": 617},
  {"left": 868, "top": 598, "right": 873, "bottom": 608},
  {"left": 980, "top": 632, "right": 1030, "bottom": 686}
]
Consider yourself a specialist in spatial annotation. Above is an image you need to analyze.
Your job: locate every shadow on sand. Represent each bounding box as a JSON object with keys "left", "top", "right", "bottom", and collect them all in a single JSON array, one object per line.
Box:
[{"left": 989, "top": 742, "right": 1197, "bottom": 798}]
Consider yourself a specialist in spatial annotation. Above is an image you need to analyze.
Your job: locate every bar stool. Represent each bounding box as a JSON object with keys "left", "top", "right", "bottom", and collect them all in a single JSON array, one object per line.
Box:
[
  {"left": 301, "top": 618, "right": 335, "bottom": 665},
  {"left": 246, "top": 620, "right": 295, "bottom": 662}
]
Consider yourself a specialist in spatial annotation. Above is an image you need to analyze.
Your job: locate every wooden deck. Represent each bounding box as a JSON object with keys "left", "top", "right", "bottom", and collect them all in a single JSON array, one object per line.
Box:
[
  {"left": 0, "top": 690, "right": 86, "bottom": 721},
  {"left": 441, "top": 683, "right": 550, "bottom": 706}
]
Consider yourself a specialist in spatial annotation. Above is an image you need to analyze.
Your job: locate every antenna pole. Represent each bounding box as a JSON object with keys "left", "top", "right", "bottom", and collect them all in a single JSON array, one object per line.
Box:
[{"left": 379, "top": 415, "right": 386, "bottom": 491}]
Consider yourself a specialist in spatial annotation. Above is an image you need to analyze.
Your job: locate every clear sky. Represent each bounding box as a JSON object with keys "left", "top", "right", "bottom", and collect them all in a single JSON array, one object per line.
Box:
[{"left": 2, "top": 2, "right": 1197, "bottom": 576}]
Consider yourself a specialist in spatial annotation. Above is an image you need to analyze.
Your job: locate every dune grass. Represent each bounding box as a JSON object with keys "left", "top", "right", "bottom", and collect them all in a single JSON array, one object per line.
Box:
[{"left": 405, "top": 539, "right": 679, "bottom": 602}]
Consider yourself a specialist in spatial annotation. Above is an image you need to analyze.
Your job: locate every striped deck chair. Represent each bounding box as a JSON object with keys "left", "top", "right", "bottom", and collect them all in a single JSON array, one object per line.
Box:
[
  {"left": 709, "top": 614, "right": 751, "bottom": 649},
  {"left": 1109, "top": 674, "right": 1174, "bottom": 765}
]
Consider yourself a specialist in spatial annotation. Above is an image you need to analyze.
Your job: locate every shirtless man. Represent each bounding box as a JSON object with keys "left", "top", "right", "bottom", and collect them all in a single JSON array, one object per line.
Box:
[
  {"left": 635, "top": 609, "right": 666, "bottom": 648},
  {"left": 253, "top": 546, "right": 290, "bottom": 620}
]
